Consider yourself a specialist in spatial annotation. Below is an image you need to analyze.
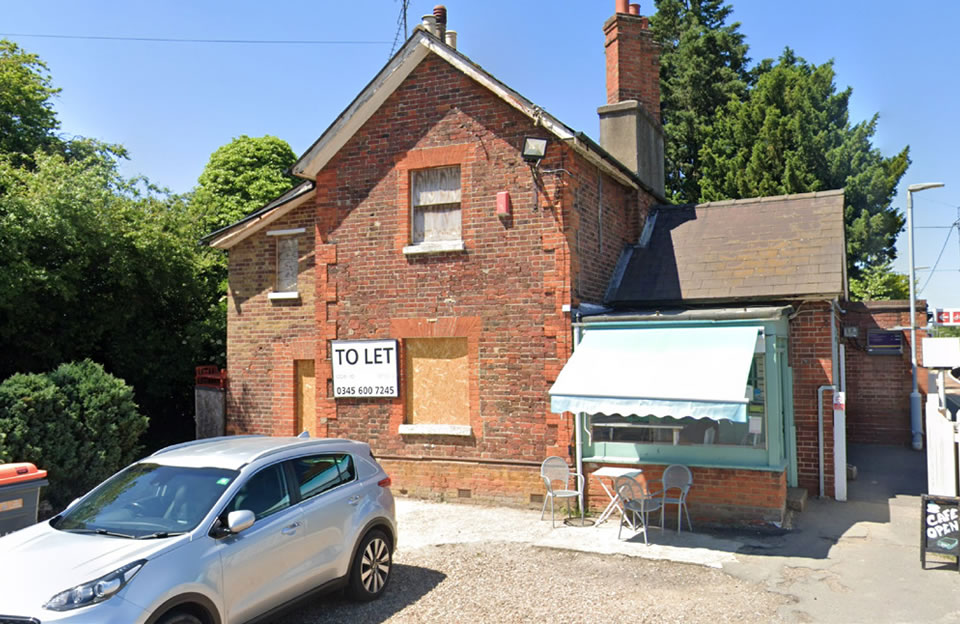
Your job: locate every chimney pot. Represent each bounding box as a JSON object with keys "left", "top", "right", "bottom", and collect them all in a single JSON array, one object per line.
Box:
[
  {"left": 616, "top": 0, "right": 629, "bottom": 14},
  {"left": 433, "top": 5, "right": 447, "bottom": 41},
  {"left": 445, "top": 30, "right": 458, "bottom": 49},
  {"left": 420, "top": 14, "right": 438, "bottom": 36},
  {"left": 628, "top": 3, "right": 641, "bottom": 15}
]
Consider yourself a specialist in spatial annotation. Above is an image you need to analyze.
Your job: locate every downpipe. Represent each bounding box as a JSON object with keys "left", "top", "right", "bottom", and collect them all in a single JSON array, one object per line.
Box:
[{"left": 817, "top": 385, "right": 837, "bottom": 499}]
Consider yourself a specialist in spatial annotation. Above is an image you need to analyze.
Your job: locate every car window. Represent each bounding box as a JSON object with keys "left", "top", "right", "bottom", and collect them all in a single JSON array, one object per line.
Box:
[
  {"left": 55, "top": 463, "right": 238, "bottom": 537},
  {"left": 291, "top": 454, "right": 356, "bottom": 501},
  {"left": 224, "top": 464, "right": 291, "bottom": 520}
]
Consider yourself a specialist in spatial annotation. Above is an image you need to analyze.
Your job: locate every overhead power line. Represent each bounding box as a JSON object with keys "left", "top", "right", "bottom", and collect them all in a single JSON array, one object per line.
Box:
[
  {"left": 919, "top": 220, "right": 959, "bottom": 294},
  {"left": 0, "top": 32, "right": 390, "bottom": 45}
]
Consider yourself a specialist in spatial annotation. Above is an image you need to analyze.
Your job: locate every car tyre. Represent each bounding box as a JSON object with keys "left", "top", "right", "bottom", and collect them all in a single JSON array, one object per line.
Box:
[
  {"left": 157, "top": 612, "right": 202, "bottom": 624},
  {"left": 347, "top": 529, "right": 392, "bottom": 601}
]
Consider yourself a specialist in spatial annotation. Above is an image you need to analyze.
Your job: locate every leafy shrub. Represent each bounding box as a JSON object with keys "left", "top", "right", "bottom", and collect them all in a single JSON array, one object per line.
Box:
[{"left": 0, "top": 360, "right": 148, "bottom": 510}]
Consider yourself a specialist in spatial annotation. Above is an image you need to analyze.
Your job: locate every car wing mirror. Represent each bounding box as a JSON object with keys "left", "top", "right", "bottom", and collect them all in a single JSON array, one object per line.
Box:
[{"left": 226, "top": 510, "right": 255, "bottom": 534}]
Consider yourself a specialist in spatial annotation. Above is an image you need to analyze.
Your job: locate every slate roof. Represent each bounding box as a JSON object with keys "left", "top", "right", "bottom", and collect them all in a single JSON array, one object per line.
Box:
[{"left": 604, "top": 190, "right": 847, "bottom": 306}]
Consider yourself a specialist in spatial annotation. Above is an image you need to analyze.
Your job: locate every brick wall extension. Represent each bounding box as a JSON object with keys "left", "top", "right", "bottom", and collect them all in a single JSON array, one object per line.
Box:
[
  {"left": 226, "top": 202, "right": 318, "bottom": 436},
  {"left": 843, "top": 300, "right": 928, "bottom": 446},
  {"left": 789, "top": 301, "right": 837, "bottom": 497},
  {"left": 225, "top": 52, "right": 653, "bottom": 505}
]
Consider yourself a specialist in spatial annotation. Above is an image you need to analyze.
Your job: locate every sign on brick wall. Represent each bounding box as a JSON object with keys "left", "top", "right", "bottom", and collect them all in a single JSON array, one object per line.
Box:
[
  {"left": 331, "top": 340, "right": 399, "bottom": 398},
  {"left": 936, "top": 309, "right": 960, "bottom": 326}
]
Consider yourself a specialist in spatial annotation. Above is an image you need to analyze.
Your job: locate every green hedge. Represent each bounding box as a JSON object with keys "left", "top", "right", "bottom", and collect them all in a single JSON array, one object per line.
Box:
[{"left": 0, "top": 360, "right": 149, "bottom": 510}]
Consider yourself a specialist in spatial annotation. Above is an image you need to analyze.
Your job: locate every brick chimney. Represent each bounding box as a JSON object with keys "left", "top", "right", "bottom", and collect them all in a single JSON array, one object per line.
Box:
[{"left": 598, "top": 1, "right": 664, "bottom": 197}]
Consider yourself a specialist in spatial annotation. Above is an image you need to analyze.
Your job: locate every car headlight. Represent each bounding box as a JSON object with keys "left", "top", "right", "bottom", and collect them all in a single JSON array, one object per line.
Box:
[{"left": 44, "top": 560, "right": 146, "bottom": 611}]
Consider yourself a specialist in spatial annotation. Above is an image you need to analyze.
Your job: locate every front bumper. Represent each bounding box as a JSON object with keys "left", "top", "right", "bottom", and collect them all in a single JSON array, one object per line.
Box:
[{"left": 0, "top": 595, "right": 149, "bottom": 624}]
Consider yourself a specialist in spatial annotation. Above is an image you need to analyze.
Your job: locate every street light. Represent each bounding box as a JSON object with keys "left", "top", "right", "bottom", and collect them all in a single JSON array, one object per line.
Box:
[{"left": 907, "top": 181, "right": 945, "bottom": 451}]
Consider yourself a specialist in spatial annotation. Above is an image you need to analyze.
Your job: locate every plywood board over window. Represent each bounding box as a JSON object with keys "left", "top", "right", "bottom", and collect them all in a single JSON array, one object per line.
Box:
[
  {"left": 295, "top": 360, "right": 316, "bottom": 436},
  {"left": 405, "top": 337, "right": 469, "bottom": 426}
]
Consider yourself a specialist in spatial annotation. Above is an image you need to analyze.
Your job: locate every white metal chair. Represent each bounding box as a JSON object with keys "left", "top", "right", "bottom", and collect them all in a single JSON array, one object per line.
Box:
[
  {"left": 539, "top": 456, "right": 583, "bottom": 528},
  {"left": 614, "top": 474, "right": 662, "bottom": 544},
  {"left": 658, "top": 464, "right": 694, "bottom": 533}
]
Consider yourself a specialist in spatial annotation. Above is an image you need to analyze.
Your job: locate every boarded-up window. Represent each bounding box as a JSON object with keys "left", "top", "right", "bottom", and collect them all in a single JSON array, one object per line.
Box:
[
  {"left": 295, "top": 360, "right": 315, "bottom": 437},
  {"left": 411, "top": 166, "right": 461, "bottom": 244},
  {"left": 404, "top": 337, "right": 469, "bottom": 425},
  {"left": 277, "top": 237, "right": 298, "bottom": 292}
]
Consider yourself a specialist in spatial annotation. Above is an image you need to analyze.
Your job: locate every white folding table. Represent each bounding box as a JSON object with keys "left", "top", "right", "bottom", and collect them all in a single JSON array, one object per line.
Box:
[{"left": 592, "top": 466, "right": 643, "bottom": 525}]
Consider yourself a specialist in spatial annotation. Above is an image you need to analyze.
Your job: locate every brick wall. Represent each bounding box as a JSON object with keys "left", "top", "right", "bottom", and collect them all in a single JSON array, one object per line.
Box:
[
  {"left": 789, "top": 301, "right": 837, "bottom": 497},
  {"left": 226, "top": 202, "right": 317, "bottom": 436},
  {"left": 225, "top": 52, "right": 652, "bottom": 504},
  {"left": 585, "top": 464, "right": 786, "bottom": 527},
  {"left": 843, "top": 300, "right": 928, "bottom": 445}
]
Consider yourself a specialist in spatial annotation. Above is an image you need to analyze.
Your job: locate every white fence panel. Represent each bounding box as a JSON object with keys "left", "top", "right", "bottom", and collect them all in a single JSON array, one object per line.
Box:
[{"left": 926, "top": 372, "right": 958, "bottom": 496}]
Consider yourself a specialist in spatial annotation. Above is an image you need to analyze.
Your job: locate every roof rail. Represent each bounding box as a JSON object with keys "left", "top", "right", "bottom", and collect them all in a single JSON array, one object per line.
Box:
[
  {"left": 150, "top": 435, "right": 265, "bottom": 457},
  {"left": 243, "top": 438, "right": 348, "bottom": 467}
]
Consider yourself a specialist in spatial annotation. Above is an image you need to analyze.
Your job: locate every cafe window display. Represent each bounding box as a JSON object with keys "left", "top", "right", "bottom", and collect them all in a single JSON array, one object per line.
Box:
[
  {"left": 590, "top": 353, "right": 768, "bottom": 448},
  {"left": 551, "top": 316, "right": 793, "bottom": 473}
]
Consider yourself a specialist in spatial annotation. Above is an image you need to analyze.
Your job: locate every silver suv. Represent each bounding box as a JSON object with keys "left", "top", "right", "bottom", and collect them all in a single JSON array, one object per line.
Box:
[{"left": 0, "top": 435, "right": 397, "bottom": 623}]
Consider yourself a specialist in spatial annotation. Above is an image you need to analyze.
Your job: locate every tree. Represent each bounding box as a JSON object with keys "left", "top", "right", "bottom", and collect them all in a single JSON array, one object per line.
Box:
[
  {"left": 187, "top": 135, "right": 299, "bottom": 371},
  {"left": 650, "top": 0, "right": 750, "bottom": 204},
  {"left": 191, "top": 135, "right": 297, "bottom": 235},
  {"left": 0, "top": 147, "right": 209, "bottom": 445},
  {"left": 848, "top": 261, "right": 909, "bottom": 301},
  {"left": 698, "top": 49, "right": 909, "bottom": 283},
  {"left": 0, "top": 360, "right": 148, "bottom": 510},
  {"left": 0, "top": 40, "right": 61, "bottom": 161}
]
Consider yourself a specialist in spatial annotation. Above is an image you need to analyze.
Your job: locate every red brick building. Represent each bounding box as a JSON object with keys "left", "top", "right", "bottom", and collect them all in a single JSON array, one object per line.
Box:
[
  {"left": 207, "top": 3, "right": 661, "bottom": 507},
  {"left": 205, "top": 3, "right": 914, "bottom": 525}
]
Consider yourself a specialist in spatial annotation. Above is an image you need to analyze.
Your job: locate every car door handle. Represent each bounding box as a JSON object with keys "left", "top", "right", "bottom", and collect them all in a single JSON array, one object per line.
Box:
[
  {"left": 348, "top": 495, "right": 362, "bottom": 506},
  {"left": 281, "top": 521, "right": 301, "bottom": 535}
]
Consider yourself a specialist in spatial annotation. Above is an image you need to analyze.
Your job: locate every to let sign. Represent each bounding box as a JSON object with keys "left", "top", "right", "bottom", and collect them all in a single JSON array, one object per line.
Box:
[
  {"left": 936, "top": 309, "right": 960, "bottom": 326},
  {"left": 331, "top": 340, "right": 399, "bottom": 399}
]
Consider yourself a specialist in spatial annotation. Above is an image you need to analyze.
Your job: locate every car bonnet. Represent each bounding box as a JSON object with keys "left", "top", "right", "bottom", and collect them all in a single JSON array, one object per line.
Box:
[{"left": 0, "top": 521, "right": 182, "bottom": 614}]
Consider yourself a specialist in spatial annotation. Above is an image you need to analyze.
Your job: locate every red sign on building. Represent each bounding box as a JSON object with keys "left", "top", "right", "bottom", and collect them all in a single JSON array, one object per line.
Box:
[{"left": 936, "top": 309, "right": 960, "bottom": 326}]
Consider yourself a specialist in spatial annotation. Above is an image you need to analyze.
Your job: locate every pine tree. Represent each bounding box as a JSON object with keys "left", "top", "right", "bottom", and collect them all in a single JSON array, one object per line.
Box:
[
  {"left": 698, "top": 49, "right": 910, "bottom": 280},
  {"left": 650, "top": 0, "right": 750, "bottom": 204}
]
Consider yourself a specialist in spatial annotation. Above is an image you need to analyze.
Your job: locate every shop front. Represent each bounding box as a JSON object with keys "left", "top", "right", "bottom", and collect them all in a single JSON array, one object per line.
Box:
[{"left": 551, "top": 309, "right": 794, "bottom": 525}]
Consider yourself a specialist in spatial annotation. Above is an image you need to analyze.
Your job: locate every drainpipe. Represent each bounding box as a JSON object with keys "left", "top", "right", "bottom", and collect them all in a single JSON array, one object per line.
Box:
[
  {"left": 817, "top": 385, "right": 837, "bottom": 498},
  {"left": 573, "top": 322, "right": 585, "bottom": 515}
]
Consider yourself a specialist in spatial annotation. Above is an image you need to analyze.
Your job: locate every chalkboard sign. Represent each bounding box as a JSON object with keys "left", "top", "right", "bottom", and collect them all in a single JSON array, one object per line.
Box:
[{"left": 921, "top": 494, "right": 960, "bottom": 570}]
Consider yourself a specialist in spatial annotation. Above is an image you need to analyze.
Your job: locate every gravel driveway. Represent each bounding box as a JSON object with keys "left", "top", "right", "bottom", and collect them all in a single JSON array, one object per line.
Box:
[{"left": 283, "top": 499, "right": 791, "bottom": 623}]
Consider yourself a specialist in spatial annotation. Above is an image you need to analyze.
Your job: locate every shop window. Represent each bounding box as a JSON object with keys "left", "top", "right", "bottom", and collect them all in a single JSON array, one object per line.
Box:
[
  {"left": 590, "top": 353, "right": 767, "bottom": 449},
  {"left": 406, "top": 166, "right": 462, "bottom": 253},
  {"left": 401, "top": 337, "right": 470, "bottom": 434},
  {"left": 267, "top": 228, "right": 304, "bottom": 300}
]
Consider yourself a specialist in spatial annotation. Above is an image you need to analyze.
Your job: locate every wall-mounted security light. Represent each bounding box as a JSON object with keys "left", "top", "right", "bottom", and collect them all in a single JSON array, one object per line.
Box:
[{"left": 521, "top": 137, "right": 548, "bottom": 165}]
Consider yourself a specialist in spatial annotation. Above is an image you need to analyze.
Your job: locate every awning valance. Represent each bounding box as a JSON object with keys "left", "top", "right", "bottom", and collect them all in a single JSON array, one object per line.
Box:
[{"left": 549, "top": 326, "right": 761, "bottom": 423}]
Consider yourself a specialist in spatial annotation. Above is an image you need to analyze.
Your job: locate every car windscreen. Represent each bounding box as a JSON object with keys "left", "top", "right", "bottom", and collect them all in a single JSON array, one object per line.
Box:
[{"left": 54, "top": 463, "right": 239, "bottom": 538}]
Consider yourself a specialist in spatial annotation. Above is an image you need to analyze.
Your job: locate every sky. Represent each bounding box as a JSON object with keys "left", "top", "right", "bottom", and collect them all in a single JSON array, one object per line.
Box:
[{"left": 3, "top": 0, "right": 959, "bottom": 310}]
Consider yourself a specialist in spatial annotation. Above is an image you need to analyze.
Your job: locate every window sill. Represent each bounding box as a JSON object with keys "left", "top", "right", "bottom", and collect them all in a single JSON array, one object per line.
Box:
[
  {"left": 403, "top": 240, "right": 466, "bottom": 256},
  {"left": 268, "top": 291, "right": 300, "bottom": 301},
  {"left": 398, "top": 424, "right": 472, "bottom": 436}
]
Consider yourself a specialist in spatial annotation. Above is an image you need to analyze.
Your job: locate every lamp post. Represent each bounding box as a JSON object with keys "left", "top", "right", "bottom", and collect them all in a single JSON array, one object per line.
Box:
[{"left": 907, "top": 182, "right": 945, "bottom": 451}]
